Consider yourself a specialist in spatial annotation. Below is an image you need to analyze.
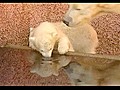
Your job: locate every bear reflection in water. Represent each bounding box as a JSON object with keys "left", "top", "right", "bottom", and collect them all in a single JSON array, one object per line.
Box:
[
  {"left": 28, "top": 51, "right": 97, "bottom": 86},
  {"left": 28, "top": 50, "right": 120, "bottom": 86},
  {"left": 29, "top": 53, "right": 71, "bottom": 77}
]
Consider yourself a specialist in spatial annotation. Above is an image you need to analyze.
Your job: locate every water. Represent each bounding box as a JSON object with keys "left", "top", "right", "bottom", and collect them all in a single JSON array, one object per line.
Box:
[{"left": 0, "top": 47, "right": 120, "bottom": 86}]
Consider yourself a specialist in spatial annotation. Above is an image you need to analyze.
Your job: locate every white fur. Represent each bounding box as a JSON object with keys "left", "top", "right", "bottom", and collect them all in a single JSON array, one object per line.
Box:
[
  {"left": 29, "top": 20, "right": 98, "bottom": 58},
  {"left": 63, "top": 4, "right": 120, "bottom": 27},
  {"left": 29, "top": 21, "right": 74, "bottom": 58}
]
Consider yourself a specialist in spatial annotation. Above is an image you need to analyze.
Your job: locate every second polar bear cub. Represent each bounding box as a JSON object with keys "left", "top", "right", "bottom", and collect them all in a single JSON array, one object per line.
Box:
[{"left": 29, "top": 22, "right": 74, "bottom": 57}]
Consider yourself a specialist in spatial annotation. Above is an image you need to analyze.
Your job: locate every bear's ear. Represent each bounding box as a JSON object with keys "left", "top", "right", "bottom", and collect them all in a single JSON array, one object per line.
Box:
[
  {"left": 30, "top": 27, "right": 34, "bottom": 32},
  {"left": 29, "top": 37, "right": 35, "bottom": 43}
]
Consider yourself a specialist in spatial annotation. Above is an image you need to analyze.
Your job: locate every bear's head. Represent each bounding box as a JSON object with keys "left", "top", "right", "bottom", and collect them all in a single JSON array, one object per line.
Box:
[
  {"left": 63, "top": 4, "right": 98, "bottom": 27},
  {"left": 29, "top": 29, "right": 58, "bottom": 58}
]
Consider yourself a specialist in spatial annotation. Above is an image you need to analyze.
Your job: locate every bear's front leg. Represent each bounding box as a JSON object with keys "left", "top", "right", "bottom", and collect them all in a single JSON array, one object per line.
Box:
[{"left": 58, "top": 36, "right": 72, "bottom": 54}]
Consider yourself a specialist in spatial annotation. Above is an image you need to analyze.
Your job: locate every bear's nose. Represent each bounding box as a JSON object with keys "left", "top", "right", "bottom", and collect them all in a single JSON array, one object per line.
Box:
[
  {"left": 62, "top": 20, "right": 69, "bottom": 26},
  {"left": 63, "top": 17, "right": 72, "bottom": 26}
]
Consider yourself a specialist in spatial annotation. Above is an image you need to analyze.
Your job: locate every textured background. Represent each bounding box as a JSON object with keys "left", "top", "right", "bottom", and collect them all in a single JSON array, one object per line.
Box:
[
  {"left": 0, "top": 3, "right": 69, "bottom": 46},
  {"left": 0, "top": 3, "right": 120, "bottom": 86}
]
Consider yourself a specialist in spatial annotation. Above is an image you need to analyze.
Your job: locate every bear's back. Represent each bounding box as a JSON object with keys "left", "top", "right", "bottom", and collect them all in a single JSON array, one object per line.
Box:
[{"left": 55, "top": 22, "right": 98, "bottom": 53}]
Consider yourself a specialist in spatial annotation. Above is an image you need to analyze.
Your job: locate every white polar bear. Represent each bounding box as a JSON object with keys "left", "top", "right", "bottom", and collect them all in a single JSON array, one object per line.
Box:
[
  {"left": 54, "top": 22, "right": 98, "bottom": 54},
  {"left": 63, "top": 3, "right": 120, "bottom": 27},
  {"left": 29, "top": 21, "right": 74, "bottom": 58},
  {"left": 29, "top": 21, "right": 98, "bottom": 58}
]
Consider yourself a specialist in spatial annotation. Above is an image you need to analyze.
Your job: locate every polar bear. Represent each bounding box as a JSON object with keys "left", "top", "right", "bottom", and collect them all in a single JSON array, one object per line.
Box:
[
  {"left": 54, "top": 22, "right": 98, "bottom": 54},
  {"left": 29, "top": 21, "right": 74, "bottom": 58},
  {"left": 29, "top": 21, "right": 98, "bottom": 58},
  {"left": 63, "top": 3, "right": 120, "bottom": 27}
]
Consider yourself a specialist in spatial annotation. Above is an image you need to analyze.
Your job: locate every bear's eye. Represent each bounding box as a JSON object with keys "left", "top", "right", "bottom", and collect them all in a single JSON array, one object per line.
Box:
[
  {"left": 40, "top": 50, "right": 44, "bottom": 52},
  {"left": 49, "top": 47, "right": 52, "bottom": 51},
  {"left": 75, "top": 8, "right": 81, "bottom": 10}
]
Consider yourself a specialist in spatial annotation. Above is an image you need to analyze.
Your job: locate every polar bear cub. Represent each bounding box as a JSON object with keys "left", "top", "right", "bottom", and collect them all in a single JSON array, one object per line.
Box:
[{"left": 29, "top": 22, "right": 74, "bottom": 57}]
